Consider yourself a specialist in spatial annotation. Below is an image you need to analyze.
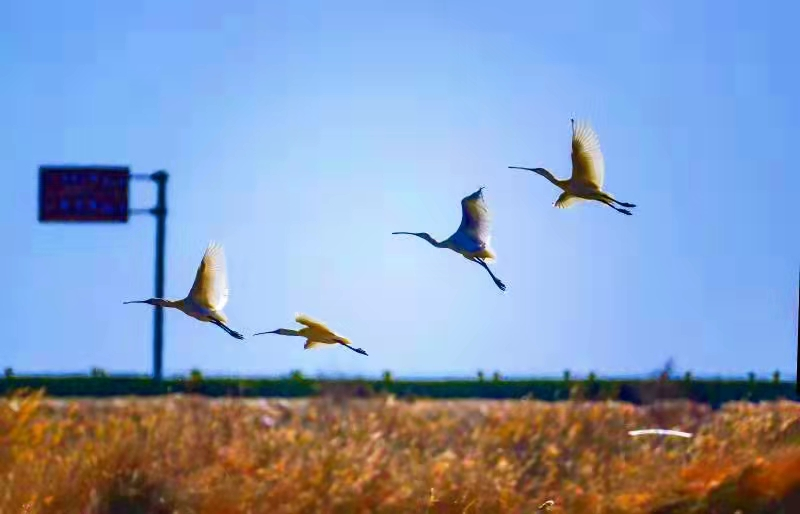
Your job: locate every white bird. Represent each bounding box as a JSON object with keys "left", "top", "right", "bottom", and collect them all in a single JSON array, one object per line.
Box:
[
  {"left": 254, "top": 314, "right": 368, "bottom": 356},
  {"left": 509, "top": 118, "right": 637, "bottom": 215},
  {"left": 124, "top": 241, "right": 244, "bottom": 340},
  {"left": 392, "top": 187, "right": 506, "bottom": 291}
]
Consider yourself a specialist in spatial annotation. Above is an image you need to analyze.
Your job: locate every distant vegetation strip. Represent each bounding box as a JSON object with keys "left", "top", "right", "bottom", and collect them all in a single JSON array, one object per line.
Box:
[{"left": 0, "top": 370, "right": 795, "bottom": 406}]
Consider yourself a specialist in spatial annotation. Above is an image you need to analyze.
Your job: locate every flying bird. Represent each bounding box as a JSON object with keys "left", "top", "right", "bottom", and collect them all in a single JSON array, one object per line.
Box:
[
  {"left": 509, "top": 119, "right": 636, "bottom": 215},
  {"left": 254, "top": 314, "right": 368, "bottom": 356},
  {"left": 124, "top": 241, "right": 244, "bottom": 340},
  {"left": 392, "top": 187, "right": 506, "bottom": 291}
]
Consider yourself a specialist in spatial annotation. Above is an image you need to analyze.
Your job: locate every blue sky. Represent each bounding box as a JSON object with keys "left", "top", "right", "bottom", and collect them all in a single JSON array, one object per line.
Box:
[{"left": 1, "top": 0, "right": 797, "bottom": 379}]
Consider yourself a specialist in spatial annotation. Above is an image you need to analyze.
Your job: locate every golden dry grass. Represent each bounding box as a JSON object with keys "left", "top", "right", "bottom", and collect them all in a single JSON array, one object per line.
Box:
[{"left": 1, "top": 389, "right": 799, "bottom": 513}]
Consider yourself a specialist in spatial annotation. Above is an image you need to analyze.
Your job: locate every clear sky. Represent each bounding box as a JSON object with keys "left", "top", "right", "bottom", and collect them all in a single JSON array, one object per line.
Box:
[{"left": 1, "top": 0, "right": 797, "bottom": 379}]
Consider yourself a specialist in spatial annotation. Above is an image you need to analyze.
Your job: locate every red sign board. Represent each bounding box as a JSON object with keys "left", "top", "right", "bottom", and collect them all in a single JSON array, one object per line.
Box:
[{"left": 39, "top": 166, "right": 130, "bottom": 222}]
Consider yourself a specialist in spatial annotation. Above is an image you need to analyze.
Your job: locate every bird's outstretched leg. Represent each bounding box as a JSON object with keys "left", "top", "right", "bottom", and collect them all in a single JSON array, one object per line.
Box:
[
  {"left": 600, "top": 200, "right": 632, "bottom": 215},
  {"left": 592, "top": 193, "right": 632, "bottom": 215},
  {"left": 210, "top": 318, "right": 245, "bottom": 340},
  {"left": 601, "top": 192, "right": 636, "bottom": 209},
  {"left": 472, "top": 258, "right": 507, "bottom": 291},
  {"left": 338, "top": 342, "right": 369, "bottom": 356}
]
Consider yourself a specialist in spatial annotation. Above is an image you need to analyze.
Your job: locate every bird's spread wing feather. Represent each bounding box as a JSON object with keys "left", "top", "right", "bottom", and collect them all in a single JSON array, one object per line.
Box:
[
  {"left": 188, "top": 241, "right": 230, "bottom": 311},
  {"left": 295, "top": 314, "right": 333, "bottom": 334},
  {"left": 570, "top": 120, "right": 605, "bottom": 189},
  {"left": 555, "top": 192, "right": 584, "bottom": 209},
  {"left": 455, "top": 188, "right": 492, "bottom": 246}
]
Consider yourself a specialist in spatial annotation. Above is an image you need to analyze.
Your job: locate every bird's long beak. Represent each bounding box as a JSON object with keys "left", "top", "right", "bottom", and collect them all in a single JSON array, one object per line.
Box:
[
  {"left": 392, "top": 232, "right": 415, "bottom": 236},
  {"left": 509, "top": 166, "right": 547, "bottom": 178},
  {"left": 123, "top": 300, "right": 149, "bottom": 304},
  {"left": 253, "top": 329, "right": 279, "bottom": 336}
]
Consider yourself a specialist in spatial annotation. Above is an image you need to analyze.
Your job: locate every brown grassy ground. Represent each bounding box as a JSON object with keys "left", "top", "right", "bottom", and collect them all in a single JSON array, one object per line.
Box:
[{"left": 1, "top": 389, "right": 799, "bottom": 514}]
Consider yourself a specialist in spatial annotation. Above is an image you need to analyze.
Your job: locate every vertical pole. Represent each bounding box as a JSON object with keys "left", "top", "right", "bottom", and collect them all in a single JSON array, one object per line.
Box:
[
  {"left": 151, "top": 171, "right": 168, "bottom": 381},
  {"left": 796, "top": 269, "right": 799, "bottom": 396}
]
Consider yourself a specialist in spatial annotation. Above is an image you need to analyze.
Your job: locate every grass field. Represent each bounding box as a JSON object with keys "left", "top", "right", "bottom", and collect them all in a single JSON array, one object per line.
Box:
[{"left": 2, "top": 390, "right": 800, "bottom": 513}]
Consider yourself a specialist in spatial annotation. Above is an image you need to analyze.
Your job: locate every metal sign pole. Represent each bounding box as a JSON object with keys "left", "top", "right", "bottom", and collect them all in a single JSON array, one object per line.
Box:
[
  {"left": 38, "top": 165, "right": 170, "bottom": 382},
  {"left": 151, "top": 171, "right": 168, "bottom": 382}
]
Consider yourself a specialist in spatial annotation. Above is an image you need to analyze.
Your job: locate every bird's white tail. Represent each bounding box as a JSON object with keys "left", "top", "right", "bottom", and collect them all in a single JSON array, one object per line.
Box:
[{"left": 470, "top": 246, "right": 496, "bottom": 262}]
